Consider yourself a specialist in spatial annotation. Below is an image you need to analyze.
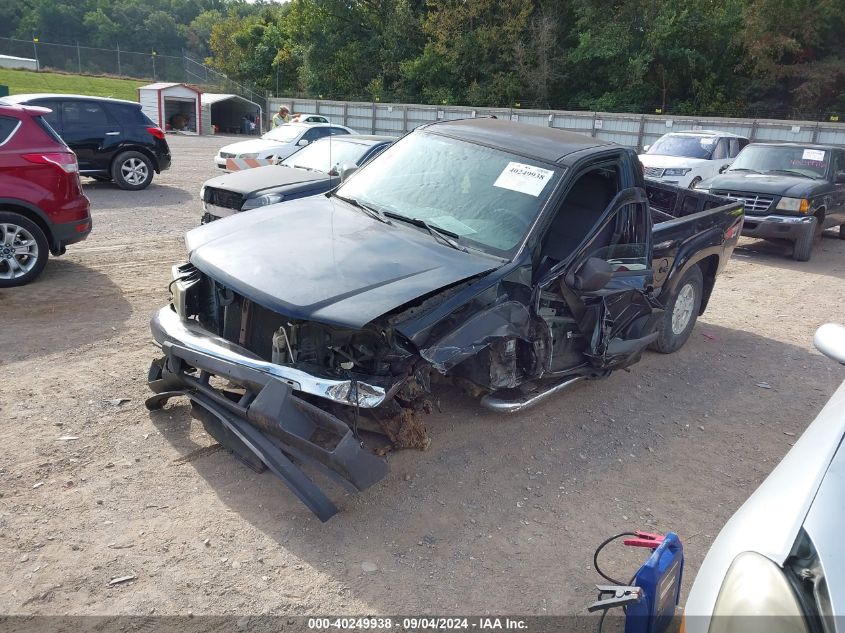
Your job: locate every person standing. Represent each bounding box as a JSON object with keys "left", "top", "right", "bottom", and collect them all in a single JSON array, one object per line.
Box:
[{"left": 272, "top": 106, "right": 291, "bottom": 128}]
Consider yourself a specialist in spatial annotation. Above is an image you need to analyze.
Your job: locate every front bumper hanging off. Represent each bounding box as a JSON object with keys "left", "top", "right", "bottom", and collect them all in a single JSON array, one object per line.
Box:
[{"left": 146, "top": 307, "right": 390, "bottom": 522}]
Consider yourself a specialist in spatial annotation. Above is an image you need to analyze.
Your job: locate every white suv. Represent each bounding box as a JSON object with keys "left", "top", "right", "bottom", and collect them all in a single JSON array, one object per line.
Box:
[{"left": 639, "top": 131, "right": 749, "bottom": 189}]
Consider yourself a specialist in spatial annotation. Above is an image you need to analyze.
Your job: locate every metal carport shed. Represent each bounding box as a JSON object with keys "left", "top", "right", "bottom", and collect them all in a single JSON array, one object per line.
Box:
[{"left": 201, "top": 93, "right": 263, "bottom": 135}]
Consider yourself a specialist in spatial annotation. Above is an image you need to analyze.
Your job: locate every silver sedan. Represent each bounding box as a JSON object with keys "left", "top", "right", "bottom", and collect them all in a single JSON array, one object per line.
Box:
[{"left": 683, "top": 323, "right": 845, "bottom": 633}]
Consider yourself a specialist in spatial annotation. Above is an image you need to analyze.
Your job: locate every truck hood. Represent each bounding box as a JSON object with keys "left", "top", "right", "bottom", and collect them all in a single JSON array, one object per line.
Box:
[
  {"left": 700, "top": 172, "right": 822, "bottom": 197},
  {"left": 638, "top": 154, "right": 709, "bottom": 169},
  {"left": 219, "top": 138, "right": 291, "bottom": 157},
  {"left": 185, "top": 196, "right": 499, "bottom": 329},
  {"left": 204, "top": 165, "right": 328, "bottom": 196}
]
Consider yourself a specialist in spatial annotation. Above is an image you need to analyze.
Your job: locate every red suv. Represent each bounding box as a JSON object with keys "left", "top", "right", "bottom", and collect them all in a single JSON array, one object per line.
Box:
[{"left": 0, "top": 102, "right": 91, "bottom": 287}]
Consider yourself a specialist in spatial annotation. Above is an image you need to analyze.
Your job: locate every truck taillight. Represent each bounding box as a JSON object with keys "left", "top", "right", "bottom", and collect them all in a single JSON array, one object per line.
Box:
[
  {"left": 147, "top": 126, "right": 165, "bottom": 139},
  {"left": 22, "top": 152, "right": 79, "bottom": 173}
]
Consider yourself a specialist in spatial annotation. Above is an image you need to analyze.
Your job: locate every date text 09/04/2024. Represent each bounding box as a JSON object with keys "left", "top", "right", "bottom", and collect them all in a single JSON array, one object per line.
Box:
[{"left": 308, "top": 617, "right": 528, "bottom": 630}]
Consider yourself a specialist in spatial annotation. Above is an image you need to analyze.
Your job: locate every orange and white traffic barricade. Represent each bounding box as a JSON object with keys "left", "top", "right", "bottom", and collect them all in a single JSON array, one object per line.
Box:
[{"left": 225, "top": 157, "right": 275, "bottom": 171}]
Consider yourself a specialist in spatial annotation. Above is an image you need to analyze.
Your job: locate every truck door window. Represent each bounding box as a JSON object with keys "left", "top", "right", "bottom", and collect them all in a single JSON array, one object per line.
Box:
[
  {"left": 541, "top": 166, "right": 619, "bottom": 264},
  {"left": 587, "top": 202, "right": 650, "bottom": 271},
  {"left": 830, "top": 150, "right": 844, "bottom": 180}
]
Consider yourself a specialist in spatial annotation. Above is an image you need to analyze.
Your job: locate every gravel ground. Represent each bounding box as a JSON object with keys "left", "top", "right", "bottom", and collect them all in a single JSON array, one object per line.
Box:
[{"left": 2, "top": 134, "right": 844, "bottom": 618}]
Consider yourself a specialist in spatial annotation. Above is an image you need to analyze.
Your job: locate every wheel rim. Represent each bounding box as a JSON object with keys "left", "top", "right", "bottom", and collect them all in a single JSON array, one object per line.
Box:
[
  {"left": 0, "top": 223, "right": 39, "bottom": 280},
  {"left": 121, "top": 157, "right": 149, "bottom": 185},
  {"left": 671, "top": 283, "right": 696, "bottom": 335}
]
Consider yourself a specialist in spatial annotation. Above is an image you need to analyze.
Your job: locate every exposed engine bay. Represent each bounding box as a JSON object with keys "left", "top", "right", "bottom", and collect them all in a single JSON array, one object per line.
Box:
[{"left": 167, "top": 259, "right": 600, "bottom": 455}]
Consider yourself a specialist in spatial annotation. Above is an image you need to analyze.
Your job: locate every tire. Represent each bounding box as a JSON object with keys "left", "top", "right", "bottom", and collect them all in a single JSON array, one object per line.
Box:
[
  {"left": 0, "top": 212, "right": 50, "bottom": 288},
  {"left": 650, "top": 265, "right": 704, "bottom": 354},
  {"left": 688, "top": 176, "right": 702, "bottom": 189},
  {"left": 839, "top": 223, "right": 845, "bottom": 240},
  {"left": 792, "top": 217, "right": 817, "bottom": 262},
  {"left": 112, "top": 151, "right": 154, "bottom": 190}
]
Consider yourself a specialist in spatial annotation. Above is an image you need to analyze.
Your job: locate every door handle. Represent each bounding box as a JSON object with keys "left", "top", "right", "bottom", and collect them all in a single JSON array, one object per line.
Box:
[{"left": 105, "top": 131, "right": 120, "bottom": 136}]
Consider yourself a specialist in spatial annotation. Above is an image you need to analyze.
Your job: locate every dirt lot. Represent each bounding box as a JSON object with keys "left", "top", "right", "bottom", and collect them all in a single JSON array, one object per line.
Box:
[{"left": 2, "top": 134, "right": 845, "bottom": 618}]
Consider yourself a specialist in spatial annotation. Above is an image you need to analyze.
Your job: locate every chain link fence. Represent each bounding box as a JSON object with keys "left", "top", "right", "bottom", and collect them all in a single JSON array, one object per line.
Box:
[{"left": 0, "top": 37, "right": 266, "bottom": 113}]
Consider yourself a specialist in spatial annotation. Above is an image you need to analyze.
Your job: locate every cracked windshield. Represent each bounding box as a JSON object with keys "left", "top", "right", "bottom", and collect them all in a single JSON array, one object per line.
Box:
[{"left": 336, "top": 132, "right": 561, "bottom": 256}]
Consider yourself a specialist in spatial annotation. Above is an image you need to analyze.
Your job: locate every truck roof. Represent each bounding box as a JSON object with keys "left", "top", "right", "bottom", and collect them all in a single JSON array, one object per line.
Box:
[{"left": 422, "top": 118, "right": 615, "bottom": 165}]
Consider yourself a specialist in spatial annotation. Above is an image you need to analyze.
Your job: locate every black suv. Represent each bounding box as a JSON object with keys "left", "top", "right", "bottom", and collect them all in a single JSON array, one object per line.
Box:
[{"left": 4, "top": 93, "right": 171, "bottom": 190}]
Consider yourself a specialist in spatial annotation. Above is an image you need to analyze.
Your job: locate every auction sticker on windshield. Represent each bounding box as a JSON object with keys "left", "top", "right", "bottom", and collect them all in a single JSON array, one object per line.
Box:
[
  {"left": 494, "top": 162, "right": 555, "bottom": 197},
  {"left": 802, "top": 149, "right": 826, "bottom": 162}
]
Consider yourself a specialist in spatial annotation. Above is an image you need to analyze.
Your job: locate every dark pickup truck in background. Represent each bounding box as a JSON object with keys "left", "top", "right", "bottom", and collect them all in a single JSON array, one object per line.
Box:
[
  {"left": 145, "top": 119, "right": 743, "bottom": 520},
  {"left": 696, "top": 142, "right": 845, "bottom": 261}
]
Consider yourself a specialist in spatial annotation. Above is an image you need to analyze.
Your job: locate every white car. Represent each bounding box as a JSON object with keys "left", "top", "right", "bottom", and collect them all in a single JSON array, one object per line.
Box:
[
  {"left": 639, "top": 131, "right": 749, "bottom": 189},
  {"left": 683, "top": 323, "right": 845, "bottom": 633},
  {"left": 214, "top": 122, "right": 356, "bottom": 169},
  {"left": 290, "top": 113, "right": 329, "bottom": 123}
]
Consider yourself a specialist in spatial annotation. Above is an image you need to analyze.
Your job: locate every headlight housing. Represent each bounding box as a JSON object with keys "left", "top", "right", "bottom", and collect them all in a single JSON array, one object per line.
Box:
[
  {"left": 242, "top": 192, "right": 284, "bottom": 210},
  {"left": 664, "top": 168, "right": 692, "bottom": 176},
  {"left": 707, "top": 552, "right": 807, "bottom": 633},
  {"left": 776, "top": 197, "right": 810, "bottom": 213}
]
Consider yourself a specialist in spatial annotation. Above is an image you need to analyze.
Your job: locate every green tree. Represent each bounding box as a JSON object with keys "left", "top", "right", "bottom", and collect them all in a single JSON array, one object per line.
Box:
[
  {"left": 740, "top": 0, "right": 845, "bottom": 114},
  {"left": 402, "top": 0, "right": 533, "bottom": 106}
]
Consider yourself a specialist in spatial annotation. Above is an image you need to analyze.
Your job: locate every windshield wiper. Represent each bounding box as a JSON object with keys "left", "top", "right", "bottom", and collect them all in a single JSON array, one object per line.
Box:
[
  {"left": 334, "top": 194, "right": 392, "bottom": 224},
  {"left": 766, "top": 169, "right": 814, "bottom": 179},
  {"left": 727, "top": 168, "right": 760, "bottom": 174},
  {"left": 383, "top": 212, "right": 468, "bottom": 252}
]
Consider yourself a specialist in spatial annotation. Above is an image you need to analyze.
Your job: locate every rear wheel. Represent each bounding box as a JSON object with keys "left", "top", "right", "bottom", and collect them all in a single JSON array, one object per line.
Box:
[
  {"left": 0, "top": 212, "right": 49, "bottom": 287},
  {"left": 650, "top": 265, "right": 704, "bottom": 354},
  {"left": 839, "top": 223, "right": 845, "bottom": 240},
  {"left": 112, "top": 151, "right": 154, "bottom": 190}
]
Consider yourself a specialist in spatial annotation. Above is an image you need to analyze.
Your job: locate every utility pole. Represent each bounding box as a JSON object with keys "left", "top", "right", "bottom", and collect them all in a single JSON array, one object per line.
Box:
[
  {"left": 117, "top": 43, "right": 121, "bottom": 76},
  {"left": 32, "top": 35, "right": 39, "bottom": 71},
  {"left": 76, "top": 42, "right": 82, "bottom": 74},
  {"left": 151, "top": 51, "right": 157, "bottom": 81}
]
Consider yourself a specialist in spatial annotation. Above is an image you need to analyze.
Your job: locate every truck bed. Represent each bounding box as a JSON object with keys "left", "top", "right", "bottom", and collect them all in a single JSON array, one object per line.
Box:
[
  {"left": 646, "top": 180, "right": 738, "bottom": 223},
  {"left": 644, "top": 180, "right": 744, "bottom": 300}
]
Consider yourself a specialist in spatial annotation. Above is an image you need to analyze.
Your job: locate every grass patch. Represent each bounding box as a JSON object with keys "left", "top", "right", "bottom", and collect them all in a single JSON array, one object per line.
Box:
[{"left": 0, "top": 68, "right": 146, "bottom": 102}]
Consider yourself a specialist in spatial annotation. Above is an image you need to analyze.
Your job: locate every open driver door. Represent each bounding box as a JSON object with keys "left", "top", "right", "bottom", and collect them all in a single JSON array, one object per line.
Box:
[{"left": 554, "top": 187, "right": 663, "bottom": 370}]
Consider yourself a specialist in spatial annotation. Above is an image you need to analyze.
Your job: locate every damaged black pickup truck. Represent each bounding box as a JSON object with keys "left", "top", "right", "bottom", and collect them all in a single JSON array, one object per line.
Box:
[{"left": 146, "top": 118, "right": 743, "bottom": 520}]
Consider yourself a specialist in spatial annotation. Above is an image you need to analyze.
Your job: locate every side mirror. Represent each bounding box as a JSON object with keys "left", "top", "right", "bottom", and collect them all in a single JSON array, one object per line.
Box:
[
  {"left": 296, "top": 139, "right": 310, "bottom": 147},
  {"left": 719, "top": 164, "right": 731, "bottom": 174},
  {"left": 814, "top": 323, "right": 845, "bottom": 365},
  {"left": 642, "top": 145, "right": 651, "bottom": 153},
  {"left": 339, "top": 164, "right": 359, "bottom": 182},
  {"left": 571, "top": 257, "right": 613, "bottom": 292},
  {"left": 836, "top": 171, "right": 845, "bottom": 184}
]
